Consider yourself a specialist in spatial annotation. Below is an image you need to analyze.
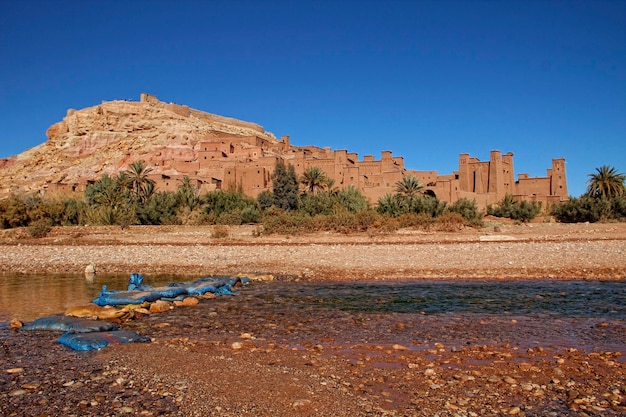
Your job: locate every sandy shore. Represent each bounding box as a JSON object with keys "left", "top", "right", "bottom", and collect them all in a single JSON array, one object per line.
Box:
[
  {"left": 2, "top": 222, "right": 625, "bottom": 417},
  {"left": 1, "top": 221, "right": 625, "bottom": 279}
]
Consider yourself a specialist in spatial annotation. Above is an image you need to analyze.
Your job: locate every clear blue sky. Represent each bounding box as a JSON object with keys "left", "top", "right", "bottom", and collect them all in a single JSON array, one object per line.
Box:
[{"left": 1, "top": 0, "right": 624, "bottom": 197}]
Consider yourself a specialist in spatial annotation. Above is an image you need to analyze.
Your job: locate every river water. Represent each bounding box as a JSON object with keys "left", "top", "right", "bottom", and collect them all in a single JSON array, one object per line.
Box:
[{"left": 1, "top": 275, "right": 625, "bottom": 352}]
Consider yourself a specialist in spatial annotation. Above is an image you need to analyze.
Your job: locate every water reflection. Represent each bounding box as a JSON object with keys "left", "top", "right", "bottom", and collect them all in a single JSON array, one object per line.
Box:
[
  {"left": 0, "top": 273, "right": 187, "bottom": 321},
  {"left": 264, "top": 280, "right": 626, "bottom": 318},
  {"left": 1, "top": 275, "right": 625, "bottom": 326}
]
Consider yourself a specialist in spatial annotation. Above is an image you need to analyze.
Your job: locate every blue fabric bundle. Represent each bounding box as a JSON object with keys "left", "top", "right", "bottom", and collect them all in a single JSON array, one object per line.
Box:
[
  {"left": 58, "top": 330, "right": 150, "bottom": 351},
  {"left": 93, "top": 274, "right": 247, "bottom": 306},
  {"left": 21, "top": 315, "right": 118, "bottom": 333},
  {"left": 92, "top": 285, "right": 165, "bottom": 306}
]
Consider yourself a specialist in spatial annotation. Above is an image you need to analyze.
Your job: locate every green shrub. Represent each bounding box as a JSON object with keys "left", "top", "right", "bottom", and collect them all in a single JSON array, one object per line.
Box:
[
  {"left": 551, "top": 196, "right": 609, "bottom": 223},
  {"left": 299, "top": 192, "right": 334, "bottom": 216},
  {"left": 241, "top": 206, "right": 261, "bottom": 223},
  {"left": 334, "top": 186, "right": 370, "bottom": 213},
  {"left": 488, "top": 194, "right": 541, "bottom": 222},
  {"left": 376, "top": 194, "right": 402, "bottom": 217},
  {"left": 204, "top": 189, "right": 259, "bottom": 219},
  {"left": 447, "top": 198, "right": 483, "bottom": 226},
  {"left": 138, "top": 191, "right": 181, "bottom": 225},
  {"left": 257, "top": 190, "right": 274, "bottom": 211},
  {"left": 611, "top": 196, "right": 626, "bottom": 220}
]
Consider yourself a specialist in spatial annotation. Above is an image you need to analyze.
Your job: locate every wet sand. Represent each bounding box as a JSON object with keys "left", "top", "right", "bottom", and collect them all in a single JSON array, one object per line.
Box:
[{"left": 1, "top": 222, "right": 626, "bottom": 416}]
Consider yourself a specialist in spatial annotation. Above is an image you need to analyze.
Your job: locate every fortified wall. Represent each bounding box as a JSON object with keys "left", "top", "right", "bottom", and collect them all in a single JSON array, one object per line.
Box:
[
  {"left": 34, "top": 94, "right": 567, "bottom": 210},
  {"left": 139, "top": 133, "right": 567, "bottom": 210}
]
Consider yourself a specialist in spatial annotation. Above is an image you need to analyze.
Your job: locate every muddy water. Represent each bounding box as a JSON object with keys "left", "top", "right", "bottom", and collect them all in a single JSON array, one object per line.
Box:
[
  {"left": 1, "top": 275, "right": 625, "bottom": 353},
  {"left": 0, "top": 273, "right": 186, "bottom": 321}
]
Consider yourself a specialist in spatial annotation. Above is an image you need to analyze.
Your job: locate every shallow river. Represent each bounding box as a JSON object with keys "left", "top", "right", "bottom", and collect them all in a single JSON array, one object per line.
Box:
[{"left": 1, "top": 275, "right": 625, "bottom": 352}]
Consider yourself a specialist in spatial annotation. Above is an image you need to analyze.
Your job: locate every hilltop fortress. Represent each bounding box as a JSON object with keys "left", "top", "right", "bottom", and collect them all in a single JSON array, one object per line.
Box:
[{"left": 0, "top": 94, "right": 567, "bottom": 209}]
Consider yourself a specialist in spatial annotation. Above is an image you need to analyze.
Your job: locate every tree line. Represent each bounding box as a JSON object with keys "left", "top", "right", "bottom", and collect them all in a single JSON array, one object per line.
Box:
[{"left": 0, "top": 161, "right": 624, "bottom": 237}]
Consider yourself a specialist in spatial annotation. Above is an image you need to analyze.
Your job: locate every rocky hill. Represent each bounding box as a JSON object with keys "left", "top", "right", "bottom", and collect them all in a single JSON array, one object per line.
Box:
[{"left": 0, "top": 93, "right": 278, "bottom": 198}]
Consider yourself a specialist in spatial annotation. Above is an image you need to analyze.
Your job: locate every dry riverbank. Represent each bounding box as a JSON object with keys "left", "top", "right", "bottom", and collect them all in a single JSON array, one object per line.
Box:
[
  {"left": 0, "top": 221, "right": 625, "bottom": 280},
  {"left": 2, "top": 221, "right": 625, "bottom": 417}
]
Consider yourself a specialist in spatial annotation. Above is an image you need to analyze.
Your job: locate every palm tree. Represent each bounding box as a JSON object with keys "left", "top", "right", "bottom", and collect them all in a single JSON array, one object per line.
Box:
[
  {"left": 395, "top": 175, "right": 424, "bottom": 199},
  {"left": 586, "top": 165, "right": 625, "bottom": 199},
  {"left": 126, "top": 160, "right": 155, "bottom": 202},
  {"left": 300, "top": 166, "right": 329, "bottom": 194}
]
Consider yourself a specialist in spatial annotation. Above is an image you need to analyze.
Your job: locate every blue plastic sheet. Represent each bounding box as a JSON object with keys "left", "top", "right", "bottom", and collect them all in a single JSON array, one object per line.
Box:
[
  {"left": 92, "top": 274, "right": 248, "bottom": 306},
  {"left": 21, "top": 315, "right": 118, "bottom": 333},
  {"left": 92, "top": 285, "right": 165, "bottom": 306},
  {"left": 58, "top": 330, "right": 150, "bottom": 351}
]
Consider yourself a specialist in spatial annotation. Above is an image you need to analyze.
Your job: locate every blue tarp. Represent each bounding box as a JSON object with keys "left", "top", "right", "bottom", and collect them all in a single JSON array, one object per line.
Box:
[
  {"left": 29, "top": 274, "right": 252, "bottom": 351},
  {"left": 58, "top": 330, "right": 150, "bottom": 351},
  {"left": 92, "top": 274, "right": 248, "bottom": 306},
  {"left": 21, "top": 315, "right": 118, "bottom": 333}
]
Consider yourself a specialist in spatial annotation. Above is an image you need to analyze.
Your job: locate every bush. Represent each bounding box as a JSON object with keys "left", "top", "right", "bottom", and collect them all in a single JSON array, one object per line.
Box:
[
  {"left": 334, "top": 186, "right": 370, "bottom": 213},
  {"left": 299, "top": 192, "right": 334, "bottom": 216},
  {"left": 353, "top": 210, "right": 379, "bottom": 230},
  {"left": 138, "top": 191, "right": 181, "bottom": 225},
  {"left": 241, "top": 206, "right": 261, "bottom": 223},
  {"left": 261, "top": 210, "right": 316, "bottom": 235},
  {"left": 611, "top": 196, "right": 626, "bottom": 220},
  {"left": 257, "top": 190, "right": 274, "bottom": 211},
  {"left": 217, "top": 210, "right": 244, "bottom": 225},
  {"left": 447, "top": 198, "right": 483, "bottom": 226},
  {"left": 433, "top": 212, "right": 466, "bottom": 232},
  {"left": 397, "top": 212, "right": 435, "bottom": 229},
  {"left": 0, "top": 195, "right": 30, "bottom": 229},
  {"left": 374, "top": 216, "right": 400, "bottom": 233},
  {"left": 204, "top": 189, "right": 259, "bottom": 220},
  {"left": 212, "top": 225, "right": 229, "bottom": 238},
  {"left": 28, "top": 218, "right": 52, "bottom": 238},
  {"left": 551, "top": 196, "right": 609, "bottom": 223},
  {"left": 488, "top": 194, "right": 541, "bottom": 222},
  {"left": 376, "top": 194, "right": 402, "bottom": 217}
]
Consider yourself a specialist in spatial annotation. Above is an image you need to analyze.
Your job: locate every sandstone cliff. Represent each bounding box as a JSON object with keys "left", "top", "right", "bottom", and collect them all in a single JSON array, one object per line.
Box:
[{"left": 0, "top": 94, "right": 278, "bottom": 197}]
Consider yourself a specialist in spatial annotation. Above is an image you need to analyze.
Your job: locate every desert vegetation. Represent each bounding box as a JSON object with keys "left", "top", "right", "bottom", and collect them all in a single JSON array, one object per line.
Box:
[{"left": 1, "top": 163, "right": 624, "bottom": 237}]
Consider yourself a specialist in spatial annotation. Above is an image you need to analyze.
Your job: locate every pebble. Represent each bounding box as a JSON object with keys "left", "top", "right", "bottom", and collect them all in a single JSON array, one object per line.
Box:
[
  {"left": 508, "top": 406, "right": 521, "bottom": 415},
  {"left": 292, "top": 399, "right": 312, "bottom": 408},
  {"left": 503, "top": 376, "right": 518, "bottom": 385},
  {"left": 6, "top": 368, "right": 24, "bottom": 374}
]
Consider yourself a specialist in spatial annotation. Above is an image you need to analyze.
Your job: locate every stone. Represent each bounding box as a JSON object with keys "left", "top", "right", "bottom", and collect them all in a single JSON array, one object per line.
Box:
[
  {"left": 292, "top": 399, "right": 312, "bottom": 408},
  {"left": 503, "top": 376, "right": 518, "bottom": 385},
  {"left": 149, "top": 300, "right": 172, "bottom": 314},
  {"left": 173, "top": 297, "right": 199, "bottom": 307}
]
